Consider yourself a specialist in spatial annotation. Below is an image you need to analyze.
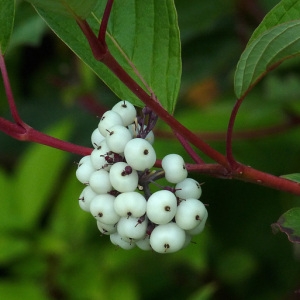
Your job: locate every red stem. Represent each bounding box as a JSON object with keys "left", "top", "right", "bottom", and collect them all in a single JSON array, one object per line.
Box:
[
  {"left": 226, "top": 97, "right": 244, "bottom": 167},
  {"left": 0, "top": 117, "right": 92, "bottom": 156},
  {"left": 0, "top": 54, "right": 25, "bottom": 126},
  {"left": 98, "top": 0, "right": 114, "bottom": 42},
  {"left": 174, "top": 131, "right": 204, "bottom": 164},
  {"left": 233, "top": 164, "right": 300, "bottom": 195},
  {"left": 26, "top": 127, "right": 92, "bottom": 156}
]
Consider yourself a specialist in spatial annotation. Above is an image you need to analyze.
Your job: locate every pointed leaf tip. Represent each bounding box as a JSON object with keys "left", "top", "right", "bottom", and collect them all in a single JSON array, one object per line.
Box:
[
  {"left": 272, "top": 207, "right": 300, "bottom": 243},
  {"left": 234, "top": 20, "right": 300, "bottom": 98}
]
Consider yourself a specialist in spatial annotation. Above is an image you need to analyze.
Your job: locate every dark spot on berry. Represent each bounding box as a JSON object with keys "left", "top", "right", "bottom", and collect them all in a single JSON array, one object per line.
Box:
[
  {"left": 106, "top": 129, "right": 114, "bottom": 136},
  {"left": 98, "top": 212, "right": 103, "bottom": 217},
  {"left": 144, "top": 149, "right": 149, "bottom": 155},
  {"left": 195, "top": 215, "right": 201, "bottom": 221},
  {"left": 165, "top": 206, "right": 171, "bottom": 211}
]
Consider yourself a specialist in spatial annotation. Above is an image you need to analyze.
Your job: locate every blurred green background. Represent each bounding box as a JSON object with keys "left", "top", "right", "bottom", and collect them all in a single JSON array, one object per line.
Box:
[{"left": 1, "top": 0, "right": 300, "bottom": 299}]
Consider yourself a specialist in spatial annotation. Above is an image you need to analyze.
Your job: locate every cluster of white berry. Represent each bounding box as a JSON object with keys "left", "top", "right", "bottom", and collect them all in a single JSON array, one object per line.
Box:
[{"left": 76, "top": 100, "right": 208, "bottom": 253}]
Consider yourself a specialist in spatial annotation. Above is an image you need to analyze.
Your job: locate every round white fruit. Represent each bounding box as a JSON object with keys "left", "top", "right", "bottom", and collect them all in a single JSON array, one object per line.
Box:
[
  {"left": 109, "top": 162, "right": 138, "bottom": 192},
  {"left": 117, "top": 216, "right": 148, "bottom": 240},
  {"left": 96, "top": 220, "right": 117, "bottom": 235},
  {"left": 89, "top": 194, "right": 120, "bottom": 224},
  {"left": 162, "top": 154, "right": 188, "bottom": 183},
  {"left": 78, "top": 186, "right": 97, "bottom": 212},
  {"left": 106, "top": 125, "right": 132, "bottom": 153},
  {"left": 146, "top": 190, "right": 177, "bottom": 224},
  {"left": 175, "top": 198, "right": 208, "bottom": 230},
  {"left": 124, "top": 138, "right": 156, "bottom": 171},
  {"left": 111, "top": 100, "right": 137, "bottom": 126},
  {"left": 98, "top": 110, "right": 123, "bottom": 137},
  {"left": 136, "top": 235, "right": 152, "bottom": 251},
  {"left": 110, "top": 232, "right": 136, "bottom": 250},
  {"left": 89, "top": 169, "right": 112, "bottom": 194},
  {"left": 76, "top": 155, "right": 95, "bottom": 184},
  {"left": 114, "top": 192, "right": 147, "bottom": 218},
  {"left": 175, "top": 178, "right": 202, "bottom": 199},
  {"left": 150, "top": 222, "right": 186, "bottom": 253},
  {"left": 91, "top": 128, "right": 105, "bottom": 148}
]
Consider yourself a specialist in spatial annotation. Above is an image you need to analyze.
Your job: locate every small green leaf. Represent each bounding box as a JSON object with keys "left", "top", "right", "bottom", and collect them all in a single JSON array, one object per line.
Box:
[
  {"left": 30, "top": 0, "right": 181, "bottom": 113},
  {"left": 280, "top": 173, "right": 300, "bottom": 183},
  {"left": 272, "top": 207, "right": 300, "bottom": 243},
  {"left": 28, "top": 0, "right": 97, "bottom": 19},
  {"left": 0, "top": 0, "right": 15, "bottom": 54},
  {"left": 234, "top": 20, "right": 300, "bottom": 98},
  {"left": 249, "top": 0, "right": 300, "bottom": 45}
]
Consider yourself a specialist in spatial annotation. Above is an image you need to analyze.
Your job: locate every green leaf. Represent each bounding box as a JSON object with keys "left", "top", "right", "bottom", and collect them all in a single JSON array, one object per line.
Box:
[
  {"left": 249, "top": 0, "right": 300, "bottom": 45},
  {"left": 280, "top": 173, "right": 300, "bottom": 183},
  {"left": 28, "top": 0, "right": 97, "bottom": 19},
  {"left": 272, "top": 207, "right": 300, "bottom": 243},
  {"left": 14, "top": 120, "right": 72, "bottom": 229},
  {"left": 234, "top": 20, "right": 300, "bottom": 99},
  {"left": 30, "top": 0, "right": 181, "bottom": 113},
  {"left": 0, "top": 0, "right": 15, "bottom": 54}
]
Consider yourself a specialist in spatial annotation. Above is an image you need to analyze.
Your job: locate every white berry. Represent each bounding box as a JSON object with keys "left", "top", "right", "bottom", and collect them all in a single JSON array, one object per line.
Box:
[
  {"left": 109, "top": 162, "right": 138, "bottom": 192},
  {"left": 117, "top": 216, "right": 148, "bottom": 240},
  {"left": 150, "top": 222, "right": 186, "bottom": 253},
  {"left": 96, "top": 220, "right": 117, "bottom": 235},
  {"left": 175, "top": 178, "right": 202, "bottom": 199},
  {"left": 76, "top": 155, "right": 95, "bottom": 184},
  {"left": 111, "top": 100, "right": 136, "bottom": 126},
  {"left": 162, "top": 154, "right": 188, "bottom": 183},
  {"left": 78, "top": 186, "right": 97, "bottom": 212},
  {"left": 91, "top": 128, "right": 105, "bottom": 148},
  {"left": 98, "top": 110, "right": 123, "bottom": 137},
  {"left": 124, "top": 138, "right": 156, "bottom": 171},
  {"left": 89, "top": 194, "right": 120, "bottom": 224},
  {"left": 106, "top": 125, "right": 132, "bottom": 153},
  {"left": 89, "top": 169, "right": 112, "bottom": 194},
  {"left": 110, "top": 232, "right": 136, "bottom": 250},
  {"left": 114, "top": 192, "right": 147, "bottom": 218},
  {"left": 146, "top": 190, "right": 177, "bottom": 224},
  {"left": 136, "top": 235, "right": 151, "bottom": 251},
  {"left": 175, "top": 198, "right": 207, "bottom": 230},
  {"left": 90, "top": 142, "right": 111, "bottom": 170}
]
